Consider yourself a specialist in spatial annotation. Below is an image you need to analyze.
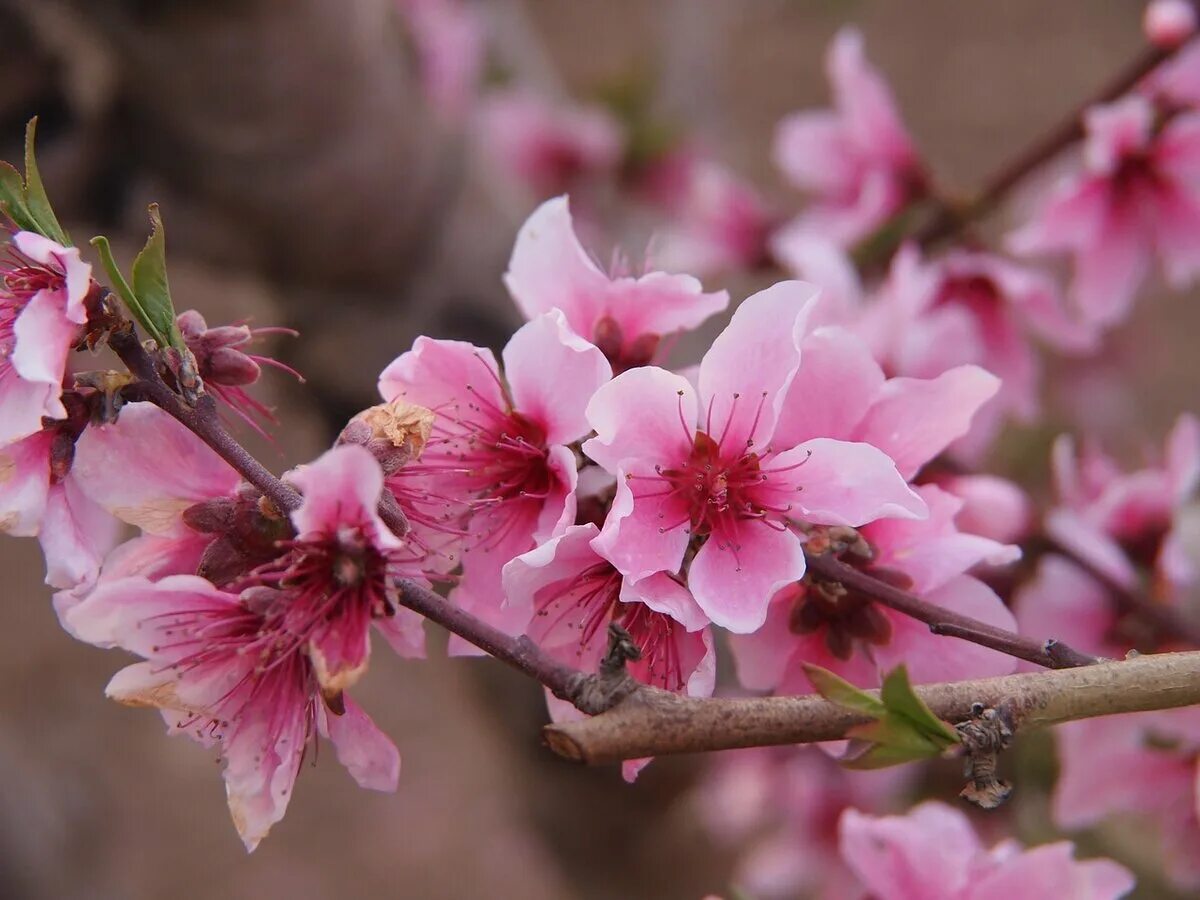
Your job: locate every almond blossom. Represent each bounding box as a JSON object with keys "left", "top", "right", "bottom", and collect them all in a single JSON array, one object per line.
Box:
[
  {"left": 1009, "top": 94, "right": 1200, "bottom": 326},
  {"left": 840, "top": 801, "right": 1135, "bottom": 899},
  {"left": 504, "top": 196, "right": 729, "bottom": 372},
  {"left": 0, "top": 231, "right": 92, "bottom": 445},
  {"left": 774, "top": 28, "right": 923, "bottom": 246},
  {"left": 584, "top": 282, "right": 925, "bottom": 632},
  {"left": 379, "top": 309, "right": 611, "bottom": 637}
]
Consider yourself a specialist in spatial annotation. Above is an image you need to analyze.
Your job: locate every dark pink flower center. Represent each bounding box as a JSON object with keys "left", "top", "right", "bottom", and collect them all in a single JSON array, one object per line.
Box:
[
  {"left": 629, "top": 393, "right": 807, "bottom": 555},
  {"left": 532, "top": 561, "right": 693, "bottom": 692},
  {"left": 934, "top": 274, "right": 1003, "bottom": 317}
]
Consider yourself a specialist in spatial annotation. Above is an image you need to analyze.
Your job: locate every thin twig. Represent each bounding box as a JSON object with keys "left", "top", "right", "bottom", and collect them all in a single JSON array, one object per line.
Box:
[
  {"left": 544, "top": 650, "right": 1200, "bottom": 764},
  {"left": 803, "top": 550, "right": 1098, "bottom": 669},
  {"left": 1032, "top": 536, "right": 1200, "bottom": 647},
  {"left": 911, "top": 41, "right": 1177, "bottom": 248}
]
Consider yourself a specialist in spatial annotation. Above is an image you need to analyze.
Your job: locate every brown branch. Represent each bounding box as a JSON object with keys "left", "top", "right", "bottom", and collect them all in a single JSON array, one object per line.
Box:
[
  {"left": 803, "top": 550, "right": 1098, "bottom": 669},
  {"left": 912, "top": 41, "right": 1177, "bottom": 248},
  {"left": 544, "top": 650, "right": 1200, "bottom": 764},
  {"left": 1032, "top": 536, "right": 1200, "bottom": 647}
]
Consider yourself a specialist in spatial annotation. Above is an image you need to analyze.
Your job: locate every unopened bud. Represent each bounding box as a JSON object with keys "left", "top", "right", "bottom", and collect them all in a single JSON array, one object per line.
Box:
[
  {"left": 1145, "top": 0, "right": 1197, "bottom": 47},
  {"left": 208, "top": 346, "right": 261, "bottom": 386},
  {"left": 338, "top": 399, "right": 434, "bottom": 474}
]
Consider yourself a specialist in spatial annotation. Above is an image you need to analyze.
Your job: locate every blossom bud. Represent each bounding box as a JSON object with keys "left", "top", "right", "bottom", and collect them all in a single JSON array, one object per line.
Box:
[
  {"left": 337, "top": 399, "right": 434, "bottom": 475},
  {"left": 1145, "top": 0, "right": 1197, "bottom": 47}
]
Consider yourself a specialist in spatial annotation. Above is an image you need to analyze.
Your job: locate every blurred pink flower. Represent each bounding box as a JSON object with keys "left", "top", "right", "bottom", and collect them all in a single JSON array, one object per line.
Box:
[
  {"left": 1145, "top": 0, "right": 1198, "bottom": 48},
  {"left": 840, "top": 801, "right": 1135, "bottom": 899},
  {"left": 637, "top": 150, "right": 775, "bottom": 275},
  {"left": 477, "top": 89, "right": 624, "bottom": 198},
  {"left": 379, "top": 310, "right": 611, "bottom": 641},
  {"left": 1052, "top": 710, "right": 1200, "bottom": 890},
  {"left": 1009, "top": 95, "right": 1200, "bottom": 325},
  {"left": 0, "top": 231, "right": 91, "bottom": 445},
  {"left": 857, "top": 245, "right": 1093, "bottom": 461},
  {"left": 585, "top": 282, "right": 925, "bottom": 632},
  {"left": 698, "top": 746, "right": 911, "bottom": 900},
  {"left": 1047, "top": 412, "right": 1199, "bottom": 595},
  {"left": 504, "top": 195, "right": 729, "bottom": 371},
  {"left": 926, "top": 473, "right": 1034, "bottom": 545},
  {"left": 397, "top": 0, "right": 485, "bottom": 121},
  {"left": 774, "top": 28, "right": 922, "bottom": 246}
]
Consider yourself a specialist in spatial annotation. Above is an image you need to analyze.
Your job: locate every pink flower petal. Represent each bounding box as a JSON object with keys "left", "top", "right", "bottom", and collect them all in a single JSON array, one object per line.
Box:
[
  {"left": 320, "top": 698, "right": 401, "bottom": 792},
  {"left": 829, "top": 28, "right": 915, "bottom": 166},
  {"left": 503, "top": 309, "right": 611, "bottom": 445},
  {"left": 287, "top": 444, "right": 398, "bottom": 549},
  {"left": 854, "top": 366, "right": 1000, "bottom": 480},
  {"left": 729, "top": 591, "right": 803, "bottom": 691},
  {"left": 74, "top": 402, "right": 240, "bottom": 535},
  {"left": 620, "top": 570, "right": 709, "bottom": 631},
  {"left": 971, "top": 842, "right": 1135, "bottom": 900},
  {"left": 698, "top": 280, "right": 819, "bottom": 451},
  {"left": 839, "top": 802, "right": 980, "bottom": 899},
  {"left": 12, "top": 232, "right": 90, "bottom": 320},
  {"left": 591, "top": 458, "right": 693, "bottom": 585},
  {"left": 773, "top": 326, "right": 885, "bottom": 447},
  {"left": 503, "top": 196, "right": 612, "bottom": 330},
  {"left": 39, "top": 478, "right": 120, "bottom": 590},
  {"left": 377, "top": 335, "right": 504, "bottom": 413},
  {"left": 0, "top": 429, "right": 52, "bottom": 537},
  {"left": 10, "top": 288, "right": 78, "bottom": 421},
  {"left": 873, "top": 576, "right": 1018, "bottom": 683},
  {"left": 791, "top": 438, "right": 926, "bottom": 526},
  {"left": 583, "top": 366, "right": 697, "bottom": 473},
  {"left": 688, "top": 521, "right": 805, "bottom": 632}
]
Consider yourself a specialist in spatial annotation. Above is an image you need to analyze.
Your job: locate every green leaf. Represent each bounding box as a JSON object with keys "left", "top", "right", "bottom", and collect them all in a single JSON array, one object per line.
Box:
[
  {"left": 806, "top": 663, "right": 959, "bottom": 771},
  {"left": 0, "top": 162, "right": 37, "bottom": 233},
  {"left": 90, "top": 234, "right": 155, "bottom": 336},
  {"left": 879, "top": 666, "right": 960, "bottom": 749},
  {"left": 803, "top": 663, "right": 886, "bottom": 717},
  {"left": 129, "top": 204, "right": 184, "bottom": 351},
  {"left": 21, "top": 118, "right": 70, "bottom": 246}
]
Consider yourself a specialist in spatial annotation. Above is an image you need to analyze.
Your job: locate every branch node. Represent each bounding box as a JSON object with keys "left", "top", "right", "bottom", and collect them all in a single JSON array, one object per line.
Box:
[
  {"left": 955, "top": 701, "right": 1015, "bottom": 810},
  {"left": 564, "top": 623, "right": 642, "bottom": 715}
]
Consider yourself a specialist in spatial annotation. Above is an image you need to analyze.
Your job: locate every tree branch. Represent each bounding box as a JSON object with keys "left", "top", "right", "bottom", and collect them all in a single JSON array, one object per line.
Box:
[
  {"left": 544, "top": 650, "right": 1200, "bottom": 764},
  {"left": 911, "top": 40, "right": 1178, "bottom": 248},
  {"left": 803, "top": 549, "right": 1098, "bottom": 669}
]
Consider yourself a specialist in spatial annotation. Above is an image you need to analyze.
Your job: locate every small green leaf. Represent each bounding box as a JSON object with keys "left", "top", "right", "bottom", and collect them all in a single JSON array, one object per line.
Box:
[
  {"left": 21, "top": 118, "right": 70, "bottom": 246},
  {"left": 803, "top": 663, "right": 886, "bottom": 717},
  {"left": 0, "top": 162, "right": 37, "bottom": 233},
  {"left": 879, "top": 666, "right": 960, "bottom": 749},
  {"left": 842, "top": 719, "right": 944, "bottom": 769},
  {"left": 129, "top": 204, "right": 184, "bottom": 351},
  {"left": 90, "top": 234, "right": 153, "bottom": 335}
]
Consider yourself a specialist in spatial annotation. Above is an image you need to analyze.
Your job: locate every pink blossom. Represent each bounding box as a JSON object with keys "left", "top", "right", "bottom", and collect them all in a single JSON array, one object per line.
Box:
[
  {"left": 1052, "top": 711, "right": 1200, "bottom": 890},
  {"left": 1009, "top": 95, "right": 1200, "bottom": 325},
  {"left": 857, "top": 245, "right": 1092, "bottom": 460},
  {"left": 698, "top": 746, "right": 911, "bottom": 900},
  {"left": 0, "top": 231, "right": 92, "bottom": 445},
  {"left": 733, "top": 484, "right": 1019, "bottom": 693},
  {"left": 926, "top": 473, "right": 1034, "bottom": 545},
  {"left": 1046, "top": 413, "right": 1199, "bottom": 596},
  {"left": 840, "top": 801, "right": 1135, "bottom": 899},
  {"left": 64, "top": 574, "right": 400, "bottom": 851},
  {"left": 477, "top": 90, "right": 624, "bottom": 199},
  {"left": 584, "top": 282, "right": 925, "bottom": 632},
  {"left": 504, "top": 196, "right": 729, "bottom": 372},
  {"left": 379, "top": 310, "right": 611, "bottom": 639},
  {"left": 774, "top": 28, "right": 922, "bottom": 246},
  {"left": 768, "top": 234, "right": 864, "bottom": 327},
  {"left": 1145, "top": 0, "right": 1197, "bottom": 48}
]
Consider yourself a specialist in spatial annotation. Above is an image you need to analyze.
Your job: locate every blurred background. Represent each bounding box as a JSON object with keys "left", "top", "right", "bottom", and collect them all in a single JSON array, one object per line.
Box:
[{"left": 0, "top": 1, "right": 1195, "bottom": 897}]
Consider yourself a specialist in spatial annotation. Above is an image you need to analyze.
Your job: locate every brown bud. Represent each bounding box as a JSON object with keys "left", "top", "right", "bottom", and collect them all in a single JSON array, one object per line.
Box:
[{"left": 338, "top": 399, "right": 434, "bottom": 474}]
